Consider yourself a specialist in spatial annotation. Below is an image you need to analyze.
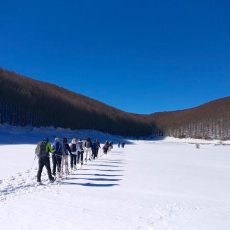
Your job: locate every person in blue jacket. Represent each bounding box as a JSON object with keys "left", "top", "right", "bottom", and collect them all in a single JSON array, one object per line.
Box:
[{"left": 51, "top": 137, "right": 63, "bottom": 178}]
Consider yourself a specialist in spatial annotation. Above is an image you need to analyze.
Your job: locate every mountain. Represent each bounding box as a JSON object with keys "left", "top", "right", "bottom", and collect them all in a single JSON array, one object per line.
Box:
[
  {"left": 150, "top": 97, "right": 230, "bottom": 140},
  {"left": 0, "top": 67, "right": 229, "bottom": 139},
  {"left": 0, "top": 68, "right": 154, "bottom": 137}
]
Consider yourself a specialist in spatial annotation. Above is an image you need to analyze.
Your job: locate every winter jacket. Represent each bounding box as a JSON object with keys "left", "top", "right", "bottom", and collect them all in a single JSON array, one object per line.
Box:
[
  {"left": 77, "top": 141, "right": 84, "bottom": 153},
  {"left": 85, "top": 140, "right": 92, "bottom": 149},
  {"left": 70, "top": 139, "right": 78, "bottom": 155},
  {"left": 63, "top": 143, "right": 71, "bottom": 156},
  {"left": 46, "top": 143, "right": 53, "bottom": 154},
  {"left": 52, "top": 141, "right": 63, "bottom": 156},
  {"left": 92, "top": 142, "right": 97, "bottom": 151},
  {"left": 95, "top": 141, "right": 101, "bottom": 149}
]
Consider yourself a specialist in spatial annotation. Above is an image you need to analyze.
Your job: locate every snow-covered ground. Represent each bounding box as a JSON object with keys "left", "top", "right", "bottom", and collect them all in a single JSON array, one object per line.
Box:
[{"left": 1, "top": 137, "right": 230, "bottom": 229}]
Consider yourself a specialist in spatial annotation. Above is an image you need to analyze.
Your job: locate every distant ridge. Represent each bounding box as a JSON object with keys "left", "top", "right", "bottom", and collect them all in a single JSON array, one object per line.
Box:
[
  {"left": 150, "top": 97, "right": 230, "bottom": 140},
  {"left": 0, "top": 68, "right": 229, "bottom": 139},
  {"left": 0, "top": 68, "right": 154, "bottom": 137}
]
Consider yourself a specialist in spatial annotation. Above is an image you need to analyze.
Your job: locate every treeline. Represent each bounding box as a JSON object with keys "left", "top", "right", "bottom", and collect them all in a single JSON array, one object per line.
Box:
[
  {"left": 1, "top": 68, "right": 229, "bottom": 140},
  {"left": 0, "top": 68, "right": 155, "bottom": 137},
  {"left": 150, "top": 97, "right": 230, "bottom": 140}
]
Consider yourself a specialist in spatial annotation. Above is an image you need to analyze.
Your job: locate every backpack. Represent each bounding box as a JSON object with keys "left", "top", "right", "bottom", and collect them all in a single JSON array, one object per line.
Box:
[
  {"left": 35, "top": 141, "right": 47, "bottom": 158},
  {"left": 85, "top": 140, "right": 92, "bottom": 148},
  {"left": 79, "top": 141, "right": 84, "bottom": 151},
  {"left": 52, "top": 141, "right": 62, "bottom": 155},
  {"left": 71, "top": 143, "right": 77, "bottom": 152}
]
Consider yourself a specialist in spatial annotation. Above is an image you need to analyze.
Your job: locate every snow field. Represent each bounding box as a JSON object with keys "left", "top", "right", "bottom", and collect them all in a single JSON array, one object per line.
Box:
[{"left": 0, "top": 140, "right": 230, "bottom": 229}]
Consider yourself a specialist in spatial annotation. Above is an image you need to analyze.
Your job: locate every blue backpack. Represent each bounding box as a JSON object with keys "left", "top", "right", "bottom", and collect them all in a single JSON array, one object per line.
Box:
[{"left": 52, "top": 141, "right": 62, "bottom": 156}]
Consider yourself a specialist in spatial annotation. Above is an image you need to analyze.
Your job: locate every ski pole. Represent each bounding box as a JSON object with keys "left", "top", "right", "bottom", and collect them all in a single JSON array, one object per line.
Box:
[{"left": 30, "top": 155, "right": 37, "bottom": 172}]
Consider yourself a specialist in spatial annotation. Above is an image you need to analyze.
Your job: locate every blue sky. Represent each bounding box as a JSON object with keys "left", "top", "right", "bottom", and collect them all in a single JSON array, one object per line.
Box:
[{"left": 0, "top": 0, "right": 229, "bottom": 114}]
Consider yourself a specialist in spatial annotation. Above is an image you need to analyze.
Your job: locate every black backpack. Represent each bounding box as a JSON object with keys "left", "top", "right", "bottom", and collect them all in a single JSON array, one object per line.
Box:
[
  {"left": 71, "top": 143, "right": 77, "bottom": 152},
  {"left": 35, "top": 141, "right": 47, "bottom": 158},
  {"left": 79, "top": 141, "right": 84, "bottom": 151}
]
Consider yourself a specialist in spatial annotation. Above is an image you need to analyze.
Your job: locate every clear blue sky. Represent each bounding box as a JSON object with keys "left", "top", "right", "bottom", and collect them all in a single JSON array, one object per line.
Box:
[{"left": 0, "top": 0, "right": 229, "bottom": 114}]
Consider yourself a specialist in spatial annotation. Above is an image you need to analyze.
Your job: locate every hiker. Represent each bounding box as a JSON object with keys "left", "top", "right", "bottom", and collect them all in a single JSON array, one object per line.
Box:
[
  {"left": 77, "top": 138, "right": 84, "bottom": 166},
  {"left": 51, "top": 137, "right": 63, "bottom": 178},
  {"left": 84, "top": 137, "right": 93, "bottom": 162},
  {"left": 92, "top": 139, "right": 100, "bottom": 159},
  {"left": 92, "top": 140, "right": 97, "bottom": 159},
  {"left": 108, "top": 141, "right": 113, "bottom": 151},
  {"left": 95, "top": 139, "right": 101, "bottom": 158},
  {"left": 103, "top": 140, "right": 110, "bottom": 154},
  {"left": 62, "top": 137, "right": 71, "bottom": 175},
  {"left": 35, "top": 138, "right": 55, "bottom": 184},
  {"left": 70, "top": 138, "right": 78, "bottom": 171},
  {"left": 118, "top": 142, "right": 121, "bottom": 148}
]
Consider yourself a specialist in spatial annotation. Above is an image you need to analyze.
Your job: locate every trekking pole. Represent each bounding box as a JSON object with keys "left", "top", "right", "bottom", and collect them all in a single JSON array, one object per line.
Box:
[{"left": 30, "top": 155, "right": 37, "bottom": 172}]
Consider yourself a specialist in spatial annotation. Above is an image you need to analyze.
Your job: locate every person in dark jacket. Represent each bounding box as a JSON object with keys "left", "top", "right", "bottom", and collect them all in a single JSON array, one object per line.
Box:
[
  {"left": 61, "top": 137, "right": 72, "bottom": 175},
  {"left": 84, "top": 137, "right": 93, "bottom": 162},
  {"left": 103, "top": 140, "right": 110, "bottom": 154},
  {"left": 35, "top": 138, "right": 55, "bottom": 184},
  {"left": 70, "top": 138, "right": 78, "bottom": 171},
  {"left": 92, "top": 140, "right": 97, "bottom": 160},
  {"left": 92, "top": 139, "right": 101, "bottom": 159},
  {"left": 108, "top": 141, "right": 113, "bottom": 151}
]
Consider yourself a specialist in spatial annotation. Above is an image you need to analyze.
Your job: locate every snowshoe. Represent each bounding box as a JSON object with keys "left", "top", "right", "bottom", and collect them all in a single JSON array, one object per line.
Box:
[
  {"left": 49, "top": 178, "right": 55, "bottom": 183},
  {"left": 36, "top": 181, "right": 44, "bottom": 186}
]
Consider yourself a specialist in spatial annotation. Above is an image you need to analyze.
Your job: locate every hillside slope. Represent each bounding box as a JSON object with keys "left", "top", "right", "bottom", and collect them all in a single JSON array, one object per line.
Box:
[
  {"left": 1, "top": 68, "right": 229, "bottom": 139},
  {"left": 150, "top": 97, "right": 230, "bottom": 139},
  {"left": 0, "top": 68, "right": 153, "bottom": 137}
]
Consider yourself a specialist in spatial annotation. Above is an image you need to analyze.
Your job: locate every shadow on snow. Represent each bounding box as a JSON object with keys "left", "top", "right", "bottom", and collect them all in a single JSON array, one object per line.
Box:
[{"left": 61, "top": 182, "right": 119, "bottom": 187}]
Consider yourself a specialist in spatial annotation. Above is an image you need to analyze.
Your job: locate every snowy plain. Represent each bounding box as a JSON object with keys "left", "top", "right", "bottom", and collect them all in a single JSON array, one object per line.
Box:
[{"left": 0, "top": 126, "right": 230, "bottom": 229}]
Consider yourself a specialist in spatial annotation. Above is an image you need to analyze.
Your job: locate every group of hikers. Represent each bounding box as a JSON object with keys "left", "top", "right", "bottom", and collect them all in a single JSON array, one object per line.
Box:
[
  {"left": 35, "top": 137, "right": 114, "bottom": 184},
  {"left": 118, "top": 142, "right": 126, "bottom": 148}
]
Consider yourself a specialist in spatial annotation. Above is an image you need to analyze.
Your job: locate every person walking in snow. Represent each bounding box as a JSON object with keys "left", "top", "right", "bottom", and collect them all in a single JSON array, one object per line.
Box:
[
  {"left": 70, "top": 138, "right": 78, "bottom": 171},
  {"left": 118, "top": 142, "right": 121, "bottom": 148},
  {"left": 35, "top": 138, "right": 55, "bottom": 184},
  {"left": 61, "top": 137, "right": 71, "bottom": 175},
  {"left": 103, "top": 140, "right": 110, "bottom": 154},
  {"left": 108, "top": 141, "right": 113, "bottom": 151},
  {"left": 92, "top": 139, "right": 101, "bottom": 159},
  {"left": 92, "top": 140, "right": 97, "bottom": 160},
  {"left": 96, "top": 139, "right": 101, "bottom": 158},
  {"left": 84, "top": 137, "right": 93, "bottom": 162},
  {"left": 51, "top": 137, "right": 63, "bottom": 178},
  {"left": 77, "top": 138, "right": 84, "bottom": 166}
]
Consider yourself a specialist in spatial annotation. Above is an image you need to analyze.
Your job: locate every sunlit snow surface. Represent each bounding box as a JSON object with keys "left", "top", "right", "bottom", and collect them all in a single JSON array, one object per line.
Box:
[{"left": 0, "top": 129, "right": 230, "bottom": 229}]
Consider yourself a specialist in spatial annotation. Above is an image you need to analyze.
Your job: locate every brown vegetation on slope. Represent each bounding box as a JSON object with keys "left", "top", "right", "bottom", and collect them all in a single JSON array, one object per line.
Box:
[
  {"left": 0, "top": 68, "right": 153, "bottom": 137},
  {"left": 149, "top": 97, "right": 230, "bottom": 139},
  {"left": 0, "top": 68, "right": 229, "bottom": 139}
]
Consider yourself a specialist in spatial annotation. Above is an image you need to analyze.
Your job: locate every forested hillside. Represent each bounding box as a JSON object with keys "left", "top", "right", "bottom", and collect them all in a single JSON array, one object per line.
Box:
[
  {"left": 0, "top": 68, "right": 229, "bottom": 139},
  {"left": 0, "top": 68, "right": 154, "bottom": 137},
  {"left": 150, "top": 97, "right": 230, "bottom": 140}
]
